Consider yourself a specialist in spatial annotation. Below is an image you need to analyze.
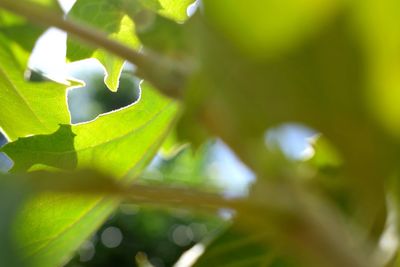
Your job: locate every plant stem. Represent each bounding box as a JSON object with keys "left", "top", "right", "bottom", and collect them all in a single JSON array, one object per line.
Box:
[
  {"left": 33, "top": 170, "right": 375, "bottom": 267},
  {"left": 0, "top": 0, "right": 186, "bottom": 97}
]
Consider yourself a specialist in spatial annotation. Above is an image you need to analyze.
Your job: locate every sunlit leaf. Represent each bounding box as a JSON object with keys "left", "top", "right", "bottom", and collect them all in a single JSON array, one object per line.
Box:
[
  {"left": 0, "top": 34, "right": 70, "bottom": 141},
  {"left": 135, "top": 14, "right": 189, "bottom": 56},
  {"left": 0, "top": 0, "right": 61, "bottom": 53},
  {"left": 3, "top": 83, "right": 178, "bottom": 175},
  {"left": 66, "top": 0, "right": 195, "bottom": 91},
  {"left": 67, "top": 0, "right": 140, "bottom": 92},
  {"left": 139, "top": 0, "right": 196, "bottom": 22},
  {"left": 2, "top": 83, "right": 179, "bottom": 267},
  {"left": 67, "top": 0, "right": 124, "bottom": 61},
  {"left": 94, "top": 15, "right": 140, "bottom": 91}
]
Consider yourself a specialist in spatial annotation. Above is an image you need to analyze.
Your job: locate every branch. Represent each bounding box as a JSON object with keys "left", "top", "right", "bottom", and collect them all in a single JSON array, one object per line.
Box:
[
  {"left": 0, "top": 0, "right": 186, "bottom": 97},
  {"left": 28, "top": 170, "right": 376, "bottom": 267}
]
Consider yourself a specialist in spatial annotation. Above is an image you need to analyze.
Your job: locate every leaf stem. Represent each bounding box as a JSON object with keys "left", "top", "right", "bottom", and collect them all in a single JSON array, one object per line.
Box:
[{"left": 0, "top": 0, "right": 186, "bottom": 97}]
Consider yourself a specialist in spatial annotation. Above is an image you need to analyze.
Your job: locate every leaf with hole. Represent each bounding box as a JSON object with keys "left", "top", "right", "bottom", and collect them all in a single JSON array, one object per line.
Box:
[{"left": 2, "top": 83, "right": 179, "bottom": 267}]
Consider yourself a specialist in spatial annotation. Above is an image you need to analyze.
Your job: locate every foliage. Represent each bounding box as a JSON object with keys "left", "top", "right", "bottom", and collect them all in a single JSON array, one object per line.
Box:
[{"left": 0, "top": 1, "right": 400, "bottom": 267}]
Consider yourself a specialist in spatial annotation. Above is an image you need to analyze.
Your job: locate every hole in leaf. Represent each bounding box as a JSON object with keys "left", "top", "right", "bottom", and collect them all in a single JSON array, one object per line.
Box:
[
  {"left": 28, "top": 27, "right": 67, "bottom": 84},
  {"left": 67, "top": 60, "right": 140, "bottom": 124}
]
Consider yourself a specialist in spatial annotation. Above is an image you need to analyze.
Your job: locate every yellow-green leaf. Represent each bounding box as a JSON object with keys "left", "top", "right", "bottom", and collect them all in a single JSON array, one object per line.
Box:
[
  {"left": 2, "top": 83, "right": 179, "bottom": 267},
  {"left": 0, "top": 35, "right": 69, "bottom": 141}
]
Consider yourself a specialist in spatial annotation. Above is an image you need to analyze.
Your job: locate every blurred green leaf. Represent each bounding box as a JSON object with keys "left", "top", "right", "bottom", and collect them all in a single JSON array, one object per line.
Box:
[
  {"left": 182, "top": 12, "right": 393, "bottom": 238},
  {"left": 307, "top": 135, "right": 342, "bottom": 170},
  {"left": 0, "top": 34, "right": 70, "bottom": 141},
  {"left": 354, "top": 1, "right": 400, "bottom": 138},
  {"left": 202, "top": 0, "right": 340, "bottom": 59}
]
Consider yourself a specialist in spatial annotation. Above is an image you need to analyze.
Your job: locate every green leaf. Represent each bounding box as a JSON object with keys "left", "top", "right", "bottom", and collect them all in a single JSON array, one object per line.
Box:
[
  {"left": 3, "top": 83, "right": 178, "bottom": 175},
  {"left": 66, "top": 0, "right": 124, "bottom": 61},
  {"left": 2, "top": 83, "right": 179, "bottom": 267},
  {"left": 67, "top": 0, "right": 140, "bottom": 92},
  {"left": 307, "top": 135, "right": 343, "bottom": 171},
  {"left": 0, "top": 34, "right": 70, "bottom": 141},
  {"left": 0, "top": 0, "right": 62, "bottom": 52},
  {"left": 14, "top": 193, "right": 117, "bottom": 267},
  {"left": 202, "top": 0, "right": 339, "bottom": 58},
  {"left": 182, "top": 12, "right": 392, "bottom": 239},
  {"left": 0, "top": 20, "right": 42, "bottom": 53},
  {"left": 140, "top": 0, "right": 196, "bottom": 22},
  {"left": 66, "top": 0, "right": 195, "bottom": 92},
  {"left": 94, "top": 15, "right": 140, "bottom": 91},
  {"left": 135, "top": 13, "right": 189, "bottom": 56},
  {"left": 353, "top": 0, "right": 400, "bottom": 138}
]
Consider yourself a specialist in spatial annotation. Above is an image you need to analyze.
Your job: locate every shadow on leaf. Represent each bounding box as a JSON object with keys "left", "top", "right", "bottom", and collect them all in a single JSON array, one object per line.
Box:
[{"left": 1, "top": 124, "right": 77, "bottom": 172}]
